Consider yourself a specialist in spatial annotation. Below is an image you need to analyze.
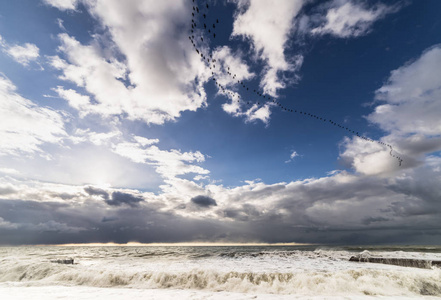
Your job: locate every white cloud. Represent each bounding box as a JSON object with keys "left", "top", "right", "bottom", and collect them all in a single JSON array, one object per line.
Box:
[
  {"left": 210, "top": 46, "right": 275, "bottom": 124},
  {"left": 42, "top": 0, "right": 79, "bottom": 11},
  {"left": 285, "top": 150, "right": 300, "bottom": 163},
  {"left": 339, "top": 136, "right": 405, "bottom": 176},
  {"left": 87, "top": 131, "right": 121, "bottom": 146},
  {"left": 133, "top": 136, "right": 159, "bottom": 147},
  {"left": 112, "top": 136, "right": 209, "bottom": 180},
  {"left": 311, "top": 0, "right": 400, "bottom": 38},
  {"left": 101, "top": 135, "right": 212, "bottom": 206},
  {"left": 5, "top": 43, "right": 39, "bottom": 66},
  {"left": 212, "top": 46, "right": 255, "bottom": 88},
  {"left": 53, "top": 86, "right": 91, "bottom": 113},
  {"left": 290, "top": 150, "right": 299, "bottom": 159},
  {"left": 0, "top": 168, "right": 20, "bottom": 175},
  {"left": 194, "top": 175, "right": 209, "bottom": 181},
  {"left": 244, "top": 103, "right": 273, "bottom": 124},
  {"left": 232, "top": 0, "right": 305, "bottom": 97},
  {"left": 369, "top": 45, "right": 441, "bottom": 136},
  {"left": 340, "top": 45, "right": 441, "bottom": 175},
  {"left": 0, "top": 35, "right": 40, "bottom": 66},
  {"left": 223, "top": 99, "right": 274, "bottom": 125},
  {"left": 0, "top": 75, "right": 66, "bottom": 156},
  {"left": 48, "top": 0, "right": 212, "bottom": 125}
]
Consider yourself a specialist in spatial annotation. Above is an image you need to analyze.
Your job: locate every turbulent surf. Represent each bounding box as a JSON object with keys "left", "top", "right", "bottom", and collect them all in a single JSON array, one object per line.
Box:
[{"left": 1, "top": 245, "right": 440, "bottom": 299}]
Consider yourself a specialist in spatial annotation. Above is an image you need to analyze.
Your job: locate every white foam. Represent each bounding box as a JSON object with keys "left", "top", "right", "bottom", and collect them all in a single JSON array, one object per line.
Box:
[{"left": 0, "top": 247, "right": 440, "bottom": 298}]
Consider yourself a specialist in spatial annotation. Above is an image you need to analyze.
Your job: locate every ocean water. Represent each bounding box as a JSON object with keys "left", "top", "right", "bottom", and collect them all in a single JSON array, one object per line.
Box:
[{"left": 1, "top": 245, "right": 441, "bottom": 299}]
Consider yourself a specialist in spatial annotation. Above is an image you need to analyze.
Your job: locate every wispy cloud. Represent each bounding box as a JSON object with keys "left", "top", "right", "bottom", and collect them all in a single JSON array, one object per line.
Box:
[
  {"left": 310, "top": 0, "right": 402, "bottom": 38},
  {"left": 285, "top": 150, "right": 300, "bottom": 163},
  {"left": 0, "top": 75, "right": 66, "bottom": 156}
]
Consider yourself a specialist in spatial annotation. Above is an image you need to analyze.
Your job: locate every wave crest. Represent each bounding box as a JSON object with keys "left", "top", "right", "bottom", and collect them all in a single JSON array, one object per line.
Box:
[{"left": 1, "top": 261, "right": 441, "bottom": 296}]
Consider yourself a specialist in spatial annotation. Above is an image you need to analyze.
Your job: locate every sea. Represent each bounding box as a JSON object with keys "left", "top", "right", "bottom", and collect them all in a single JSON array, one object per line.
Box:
[{"left": 1, "top": 245, "right": 441, "bottom": 299}]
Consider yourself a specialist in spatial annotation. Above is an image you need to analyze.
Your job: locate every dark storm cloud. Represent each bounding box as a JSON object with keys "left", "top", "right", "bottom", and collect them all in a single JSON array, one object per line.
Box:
[
  {"left": 1, "top": 163, "right": 441, "bottom": 245},
  {"left": 362, "top": 216, "right": 389, "bottom": 225},
  {"left": 0, "top": 198, "right": 230, "bottom": 245},
  {"left": 85, "top": 187, "right": 144, "bottom": 207},
  {"left": 191, "top": 195, "right": 217, "bottom": 207},
  {"left": 106, "top": 191, "right": 144, "bottom": 207},
  {"left": 84, "top": 186, "right": 109, "bottom": 200},
  {"left": 101, "top": 216, "right": 119, "bottom": 222},
  {"left": 221, "top": 204, "right": 261, "bottom": 221}
]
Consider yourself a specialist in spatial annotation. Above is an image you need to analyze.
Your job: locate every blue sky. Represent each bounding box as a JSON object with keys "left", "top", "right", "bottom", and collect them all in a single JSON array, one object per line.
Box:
[{"left": 0, "top": 0, "right": 441, "bottom": 245}]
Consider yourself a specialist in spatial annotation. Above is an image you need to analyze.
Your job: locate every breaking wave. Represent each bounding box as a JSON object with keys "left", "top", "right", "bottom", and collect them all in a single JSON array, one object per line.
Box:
[
  {"left": 1, "top": 260, "right": 441, "bottom": 296},
  {"left": 2, "top": 246, "right": 441, "bottom": 297}
]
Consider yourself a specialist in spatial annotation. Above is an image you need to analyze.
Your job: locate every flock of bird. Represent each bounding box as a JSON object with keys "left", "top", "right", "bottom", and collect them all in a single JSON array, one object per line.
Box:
[{"left": 188, "top": 0, "right": 403, "bottom": 167}]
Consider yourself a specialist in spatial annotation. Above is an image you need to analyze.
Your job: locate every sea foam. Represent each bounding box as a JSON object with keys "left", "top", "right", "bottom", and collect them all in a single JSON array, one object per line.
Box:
[{"left": 0, "top": 246, "right": 440, "bottom": 298}]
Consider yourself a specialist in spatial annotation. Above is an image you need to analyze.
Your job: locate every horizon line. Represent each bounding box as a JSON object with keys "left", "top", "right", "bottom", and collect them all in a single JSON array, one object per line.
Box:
[{"left": 42, "top": 242, "right": 315, "bottom": 247}]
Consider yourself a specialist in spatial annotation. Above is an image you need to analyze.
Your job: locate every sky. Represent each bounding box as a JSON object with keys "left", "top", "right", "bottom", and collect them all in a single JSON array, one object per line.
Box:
[{"left": 0, "top": 0, "right": 441, "bottom": 245}]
